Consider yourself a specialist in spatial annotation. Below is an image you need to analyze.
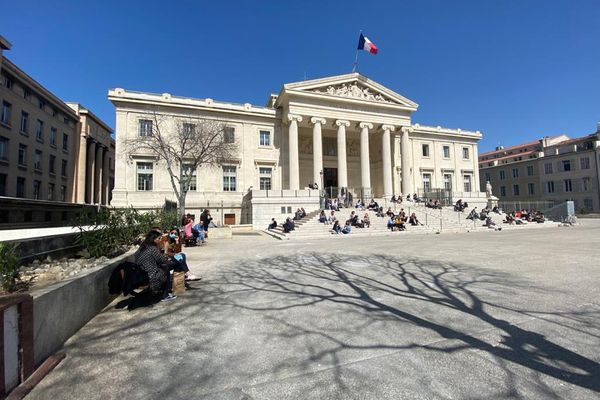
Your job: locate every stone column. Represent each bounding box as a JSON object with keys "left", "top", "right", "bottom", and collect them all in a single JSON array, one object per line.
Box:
[
  {"left": 335, "top": 120, "right": 350, "bottom": 189},
  {"left": 77, "top": 135, "right": 88, "bottom": 203},
  {"left": 287, "top": 114, "right": 302, "bottom": 190},
  {"left": 381, "top": 125, "right": 395, "bottom": 199},
  {"left": 401, "top": 126, "right": 414, "bottom": 195},
  {"left": 472, "top": 143, "right": 480, "bottom": 193},
  {"left": 102, "top": 147, "right": 109, "bottom": 205},
  {"left": 359, "top": 122, "right": 373, "bottom": 198},
  {"left": 94, "top": 144, "right": 104, "bottom": 204},
  {"left": 86, "top": 140, "right": 96, "bottom": 204},
  {"left": 310, "top": 117, "right": 326, "bottom": 189}
]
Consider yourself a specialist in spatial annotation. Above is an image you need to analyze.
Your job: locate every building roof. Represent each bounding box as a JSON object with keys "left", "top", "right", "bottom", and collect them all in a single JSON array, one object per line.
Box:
[
  {"left": 0, "top": 35, "right": 11, "bottom": 50},
  {"left": 479, "top": 139, "right": 540, "bottom": 157},
  {"left": 66, "top": 102, "right": 113, "bottom": 134},
  {"left": 550, "top": 133, "right": 597, "bottom": 147}
]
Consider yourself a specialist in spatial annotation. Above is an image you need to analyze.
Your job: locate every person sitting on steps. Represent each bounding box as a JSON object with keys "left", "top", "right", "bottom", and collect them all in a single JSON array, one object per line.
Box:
[
  {"left": 409, "top": 213, "right": 422, "bottom": 226},
  {"left": 268, "top": 218, "right": 277, "bottom": 230},
  {"left": 331, "top": 220, "right": 341, "bottom": 234},
  {"left": 342, "top": 221, "right": 352, "bottom": 234},
  {"left": 283, "top": 217, "right": 295, "bottom": 233}
]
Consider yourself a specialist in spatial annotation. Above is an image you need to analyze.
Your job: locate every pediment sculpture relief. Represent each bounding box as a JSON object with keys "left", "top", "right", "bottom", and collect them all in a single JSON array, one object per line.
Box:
[{"left": 311, "top": 83, "right": 392, "bottom": 103}]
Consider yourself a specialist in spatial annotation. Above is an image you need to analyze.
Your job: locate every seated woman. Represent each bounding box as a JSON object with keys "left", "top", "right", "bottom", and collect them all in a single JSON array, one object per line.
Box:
[
  {"left": 342, "top": 221, "right": 352, "bottom": 234},
  {"left": 362, "top": 213, "right": 370, "bottom": 228},
  {"left": 386, "top": 208, "right": 395, "bottom": 218},
  {"left": 163, "top": 228, "right": 197, "bottom": 281},
  {"left": 319, "top": 210, "right": 327, "bottom": 223},
  {"left": 485, "top": 217, "right": 502, "bottom": 231},
  {"left": 135, "top": 230, "right": 176, "bottom": 302},
  {"left": 183, "top": 217, "right": 197, "bottom": 246},
  {"left": 394, "top": 215, "right": 407, "bottom": 231},
  {"left": 331, "top": 220, "right": 341, "bottom": 234},
  {"left": 409, "top": 213, "right": 421, "bottom": 226},
  {"left": 387, "top": 216, "right": 396, "bottom": 231},
  {"left": 268, "top": 218, "right": 277, "bottom": 230}
]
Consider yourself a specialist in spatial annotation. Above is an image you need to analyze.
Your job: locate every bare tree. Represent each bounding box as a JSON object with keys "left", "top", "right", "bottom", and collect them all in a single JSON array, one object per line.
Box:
[{"left": 124, "top": 111, "right": 237, "bottom": 221}]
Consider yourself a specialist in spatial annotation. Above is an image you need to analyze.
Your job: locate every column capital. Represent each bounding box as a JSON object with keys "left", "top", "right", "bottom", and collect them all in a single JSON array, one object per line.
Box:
[
  {"left": 359, "top": 122, "right": 373, "bottom": 130},
  {"left": 335, "top": 119, "right": 350, "bottom": 128},
  {"left": 400, "top": 126, "right": 413, "bottom": 134},
  {"left": 287, "top": 114, "right": 303, "bottom": 123},
  {"left": 310, "top": 117, "right": 326, "bottom": 125},
  {"left": 381, "top": 124, "right": 396, "bottom": 132}
]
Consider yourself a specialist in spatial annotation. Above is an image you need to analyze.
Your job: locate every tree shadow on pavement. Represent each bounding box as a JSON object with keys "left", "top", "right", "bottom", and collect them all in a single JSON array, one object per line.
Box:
[{"left": 210, "top": 252, "right": 600, "bottom": 397}]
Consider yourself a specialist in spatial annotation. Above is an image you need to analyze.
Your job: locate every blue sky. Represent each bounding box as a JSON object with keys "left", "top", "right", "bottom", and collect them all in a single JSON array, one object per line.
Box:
[{"left": 1, "top": 0, "right": 598, "bottom": 151}]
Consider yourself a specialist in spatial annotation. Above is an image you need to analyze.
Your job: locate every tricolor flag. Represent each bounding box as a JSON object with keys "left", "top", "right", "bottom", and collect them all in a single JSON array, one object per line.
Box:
[{"left": 357, "top": 33, "right": 378, "bottom": 55}]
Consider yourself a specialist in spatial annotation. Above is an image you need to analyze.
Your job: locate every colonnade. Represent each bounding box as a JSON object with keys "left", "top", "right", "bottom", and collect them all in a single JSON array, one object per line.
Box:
[
  {"left": 77, "top": 136, "right": 110, "bottom": 205},
  {"left": 287, "top": 114, "right": 414, "bottom": 198}
]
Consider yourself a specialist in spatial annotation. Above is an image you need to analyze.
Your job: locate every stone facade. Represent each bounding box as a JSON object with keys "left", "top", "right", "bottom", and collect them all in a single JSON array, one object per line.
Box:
[
  {"left": 479, "top": 126, "right": 600, "bottom": 212},
  {"left": 109, "top": 73, "right": 483, "bottom": 225}
]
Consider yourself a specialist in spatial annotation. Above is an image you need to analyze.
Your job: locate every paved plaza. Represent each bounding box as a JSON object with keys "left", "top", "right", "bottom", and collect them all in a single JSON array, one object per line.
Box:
[{"left": 26, "top": 222, "right": 600, "bottom": 400}]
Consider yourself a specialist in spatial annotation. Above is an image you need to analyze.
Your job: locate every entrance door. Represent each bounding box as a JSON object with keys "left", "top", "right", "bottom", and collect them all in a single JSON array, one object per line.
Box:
[
  {"left": 323, "top": 168, "right": 338, "bottom": 198},
  {"left": 224, "top": 213, "right": 235, "bottom": 225}
]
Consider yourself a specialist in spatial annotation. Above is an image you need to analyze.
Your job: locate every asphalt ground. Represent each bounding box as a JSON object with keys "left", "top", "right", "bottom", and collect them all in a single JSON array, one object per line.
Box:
[{"left": 25, "top": 221, "right": 600, "bottom": 399}]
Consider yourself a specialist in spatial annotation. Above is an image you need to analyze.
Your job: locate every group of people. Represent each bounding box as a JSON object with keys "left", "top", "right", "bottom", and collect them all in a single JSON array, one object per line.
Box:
[
  {"left": 386, "top": 208, "right": 422, "bottom": 231},
  {"left": 391, "top": 193, "right": 423, "bottom": 204},
  {"left": 505, "top": 209, "right": 545, "bottom": 224},
  {"left": 182, "top": 210, "right": 212, "bottom": 246},
  {"left": 454, "top": 199, "right": 469, "bottom": 212},
  {"left": 133, "top": 221, "right": 203, "bottom": 303}
]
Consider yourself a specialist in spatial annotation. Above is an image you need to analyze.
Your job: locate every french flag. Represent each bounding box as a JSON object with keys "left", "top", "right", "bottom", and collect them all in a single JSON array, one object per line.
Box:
[{"left": 357, "top": 33, "right": 378, "bottom": 55}]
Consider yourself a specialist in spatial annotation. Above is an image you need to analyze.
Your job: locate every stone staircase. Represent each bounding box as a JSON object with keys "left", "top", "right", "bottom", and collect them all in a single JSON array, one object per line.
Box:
[{"left": 264, "top": 201, "right": 560, "bottom": 240}]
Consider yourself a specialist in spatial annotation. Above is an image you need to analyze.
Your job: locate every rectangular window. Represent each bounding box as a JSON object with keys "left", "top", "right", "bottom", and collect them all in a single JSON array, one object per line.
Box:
[
  {"left": 4, "top": 76, "right": 12, "bottom": 89},
  {"left": 513, "top": 184, "right": 520, "bottom": 196},
  {"left": 0, "top": 173, "right": 6, "bottom": 196},
  {"left": 183, "top": 164, "right": 197, "bottom": 191},
  {"left": 139, "top": 120, "right": 153, "bottom": 137},
  {"left": 259, "top": 130, "right": 271, "bottom": 146},
  {"left": 20, "top": 111, "right": 29, "bottom": 133},
  {"left": 222, "top": 166, "right": 237, "bottom": 191},
  {"left": 23, "top": 87, "right": 31, "bottom": 99},
  {"left": 39, "top": 99, "right": 45, "bottom": 110},
  {"left": 500, "top": 186, "right": 506, "bottom": 197},
  {"left": 49, "top": 154, "right": 56, "bottom": 174},
  {"left": 34, "top": 150, "right": 42, "bottom": 170},
  {"left": 33, "top": 180, "right": 41, "bottom": 200},
  {"left": 527, "top": 183, "right": 535, "bottom": 195},
  {"left": 564, "top": 179, "right": 572, "bottom": 192},
  {"left": 1, "top": 101, "right": 11, "bottom": 125},
  {"left": 547, "top": 181, "right": 555, "bottom": 193},
  {"left": 36, "top": 119, "right": 44, "bottom": 141},
  {"left": 580, "top": 157, "right": 590, "bottom": 170},
  {"left": 0, "top": 137, "right": 8, "bottom": 160},
  {"left": 443, "top": 174, "right": 452, "bottom": 191},
  {"left": 60, "top": 185, "right": 67, "bottom": 202},
  {"left": 137, "top": 162, "right": 153, "bottom": 191},
  {"left": 499, "top": 170, "right": 506, "bottom": 180},
  {"left": 50, "top": 127, "right": 57, "bottom": 146},
  {"left": 422, "top": 144, "right": 430, "bottom": 157},
  {"left": 462, "top": 147, "right": 470, "bottom": 160},
  {"left": 16, "top": 177, "right": 26, "bottom": 198},
  {"left": 512, "top": 168, "right": 519, "bottom": 178},
  {"left": 47, "top": 183, "right": 55, "bottom": 201},
  {"left": 18, "top": 144, "right": 27, "bottom": 166},
  {"left": 422, "top": 173, "right": 432, "bottom": 192},
  {"left": 224, "top": 127, "right": 235, "bottom": 144},
  {"left": 61, "top": 159, "right": 67, "bottom": 177},
  {"left": 443, "top": 145, "right": 450, "bottom": 158},
  {"left": 562, "top": 160, "right": 571, "bottom": 172},
  {"left": 527, "top": 165, "right": 534, "bottom": 176},
  {"left": 182, "top": 123, "right": 196, "bottom": 139},
  {"left": 583, "top": 198, "right": 593, "bottom": 211},
  {"left": 259, "top": 167, "right": 272, "bottom": 190},
  {"left": 544, "top": 162, "right": 553, "bottom": 174},
  {"left": 582, "top": 177, "right": 590, "bottom": 192},
  {"left": 62, "top": 133, "right": 68, "bottom": 151},
  {"left": 463, "top": 175, "right": 472, "bottom": 192}
]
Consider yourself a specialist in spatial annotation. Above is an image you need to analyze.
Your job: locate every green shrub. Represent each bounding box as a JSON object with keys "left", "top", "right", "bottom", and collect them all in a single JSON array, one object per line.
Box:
[
  {"left": 0, "top": 242, "right": 21, "bottom": 293},
  {"left": 74, "top": 207, "right": 178, "bottom": 258}
]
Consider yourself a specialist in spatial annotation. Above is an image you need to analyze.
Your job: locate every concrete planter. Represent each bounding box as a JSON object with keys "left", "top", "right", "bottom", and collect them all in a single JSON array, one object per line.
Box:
[{"left": 30, "top": 249, "right": 135, "bottom": 366}]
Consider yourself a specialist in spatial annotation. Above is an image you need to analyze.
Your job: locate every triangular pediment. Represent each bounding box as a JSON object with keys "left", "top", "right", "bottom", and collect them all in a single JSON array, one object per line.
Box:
[{"left": 282, "top": 73, "right": 418, "bottom": 110}]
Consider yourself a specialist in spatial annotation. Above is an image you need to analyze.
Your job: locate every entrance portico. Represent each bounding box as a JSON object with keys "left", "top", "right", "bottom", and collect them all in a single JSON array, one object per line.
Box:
[{"left": 276, "top": 73, "right": 418, "bottom": 199}]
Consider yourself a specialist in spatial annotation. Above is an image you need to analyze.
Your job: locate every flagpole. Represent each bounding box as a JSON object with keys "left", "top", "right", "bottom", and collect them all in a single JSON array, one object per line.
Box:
[{"left": 352, "top": 30, "right": 362, "bottom": 73}]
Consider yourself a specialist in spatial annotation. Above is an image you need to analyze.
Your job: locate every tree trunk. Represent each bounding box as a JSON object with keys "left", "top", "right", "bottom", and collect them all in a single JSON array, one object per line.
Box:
[{"left": 177, "top": 192, "right": 187, "bottom": 225}]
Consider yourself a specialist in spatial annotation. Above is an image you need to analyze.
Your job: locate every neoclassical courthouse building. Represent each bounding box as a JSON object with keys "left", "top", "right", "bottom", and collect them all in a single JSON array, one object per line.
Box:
[{"left": 110, "top": 73, "right": 484, "bottom": 227}]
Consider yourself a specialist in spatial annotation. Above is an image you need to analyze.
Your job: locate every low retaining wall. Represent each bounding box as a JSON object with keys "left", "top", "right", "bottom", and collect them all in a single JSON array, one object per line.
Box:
[{"left": 30, "top": 249, "right": 135, "bottom": 366}]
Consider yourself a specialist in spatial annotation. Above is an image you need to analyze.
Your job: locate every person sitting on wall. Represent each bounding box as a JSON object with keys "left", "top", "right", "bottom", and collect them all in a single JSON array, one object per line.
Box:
[
  {"left": 406, "top": 194, "right": 412, "bottom": 202},
  {"left": 135, "top": 230, "right": 176, "bottom": 302},
  {"left": 413, "top": 193, "right": 419, "bottom": 202},
  {"left": 283, "top": 217, "right": 295, "bottom": 233},
  {"left": 192, "top": 220, "right": 206, "bottom": 243},
  {"left": 331, "top": 220, "right": 342, "bottom": 234},
  {"left": 183, "top": 216, "right": 197, "bottom": 247},
  {"left": 163, "top": 229, "right": 197, "bottom": 281},
  {"left": 319, "top": 210, "right": 327, "bottom": 223},
  {"left": 313, "top": 182, "right": 319, "bottom": 190},
  {"left": 454, "top": 199, "right": 464, "bottom": 212},
  {"left": 308, "top": 183, "right": 314, "bottom": 189},
  {"left": 342, "top": 221, "right": 352, "bottom": 234},
  {"left": 409, "top": 213, "right": 422, "bottom": 226},
  {"left": 268, "top": 218, "right": 277, "bottom": 230}
]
